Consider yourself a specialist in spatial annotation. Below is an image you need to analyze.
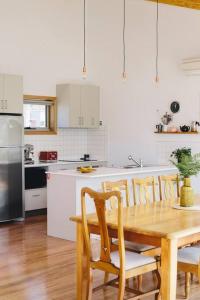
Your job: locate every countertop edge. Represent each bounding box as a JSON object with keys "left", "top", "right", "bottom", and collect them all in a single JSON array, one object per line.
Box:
[{"left": 46, "top": 166, "right": 177, "bottom": 178}]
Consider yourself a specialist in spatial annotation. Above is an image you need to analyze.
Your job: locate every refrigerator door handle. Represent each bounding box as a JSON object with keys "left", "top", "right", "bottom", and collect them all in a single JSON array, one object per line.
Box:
[{"left": 0, "top": 146, "right": 24, "bottom": 149}]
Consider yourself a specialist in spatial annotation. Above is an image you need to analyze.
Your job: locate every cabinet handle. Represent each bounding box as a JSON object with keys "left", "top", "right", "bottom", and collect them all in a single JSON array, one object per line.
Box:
[
  {"left": 5, "top": 100, "right": 7, "bottom": 109},
  {"left": 81, "top": 117, "right": 84, "bottom": 126},
  {"left": 32, "top": 194, "right": 40, "bottom": 197},
  {"left": 78, "top": 117, "right": 81, "bottom": 126},
  {"left": 0, "top": 100, "right": 3, "bottom": 110}
]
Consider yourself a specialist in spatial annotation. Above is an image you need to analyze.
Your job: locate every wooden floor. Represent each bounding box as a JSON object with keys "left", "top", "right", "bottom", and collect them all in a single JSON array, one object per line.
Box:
[{"left": 0, "top": 216, "right": 200, "bottom": 300}]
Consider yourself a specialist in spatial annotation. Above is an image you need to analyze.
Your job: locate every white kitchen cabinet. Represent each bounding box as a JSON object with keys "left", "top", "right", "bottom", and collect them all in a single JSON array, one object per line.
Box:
[
  {"left": 24, "top": 162, "right": 106, "bottom": 211},
  {"left": 81, "top": 85, "right": 100, "bottom": 128},
  {"left": 25, "top": 188, "right": 47, "bottom": 211},
  {"left": 57, "top": 84, "right": 100, "bottom": 128},
  {"left": 0, "top": 74, "right": 23, "bottom": 114}
]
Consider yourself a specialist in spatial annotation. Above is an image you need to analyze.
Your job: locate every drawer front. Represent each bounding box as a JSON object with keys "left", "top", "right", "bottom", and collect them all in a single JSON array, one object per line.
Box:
[{"left": 25, "top": 188, "right": 47, "bottom": 211}]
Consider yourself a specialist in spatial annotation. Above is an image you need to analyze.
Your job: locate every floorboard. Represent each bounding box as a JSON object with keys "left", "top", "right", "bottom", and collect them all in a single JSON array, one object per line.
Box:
[{"left": 0, "top": 216, "right": 199, "bottom": 299}]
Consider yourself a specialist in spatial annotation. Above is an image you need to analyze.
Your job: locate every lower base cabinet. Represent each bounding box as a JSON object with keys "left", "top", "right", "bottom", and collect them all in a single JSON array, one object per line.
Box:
[
  {"left": 24, "top": 161, "right": 106, "bottom": 211},
  {"left": 25, "top": 188, "right": 47, "bottom": 211}
]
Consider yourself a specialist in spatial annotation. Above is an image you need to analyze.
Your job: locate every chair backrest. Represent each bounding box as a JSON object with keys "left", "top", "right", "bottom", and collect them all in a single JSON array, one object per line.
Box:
[
  {"left": 102, "top": 179, "right": 130, "bottom": 209},
  {"left": 81, "top": 187, "right": 125, "bottom": 266},
  {"left": 132, "top": 176, "right": 156, "bottom": 205},
  {"left": 158, "top": 174, "right": 180, "bottom": 201}
]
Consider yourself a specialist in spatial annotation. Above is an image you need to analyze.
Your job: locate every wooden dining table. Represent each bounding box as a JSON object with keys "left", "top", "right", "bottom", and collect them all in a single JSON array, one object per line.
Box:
[{"left": 70, "top": 198, "right": 200, "bottom": 300}]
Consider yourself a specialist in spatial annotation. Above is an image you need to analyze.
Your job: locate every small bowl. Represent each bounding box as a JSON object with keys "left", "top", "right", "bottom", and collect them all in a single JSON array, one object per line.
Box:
[{"left": 77, "top": 167, "right": 96, "bottom": 173}]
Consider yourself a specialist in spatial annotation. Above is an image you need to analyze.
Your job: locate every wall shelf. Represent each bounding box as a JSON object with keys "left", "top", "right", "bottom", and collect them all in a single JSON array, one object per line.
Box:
[{"left": 154, "top": 132, "right": 199, "bottom": 134}]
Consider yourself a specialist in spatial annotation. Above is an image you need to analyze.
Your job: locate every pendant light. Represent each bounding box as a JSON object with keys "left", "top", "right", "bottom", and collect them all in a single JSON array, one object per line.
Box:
[
  {"left": 82, "top": 0, "right": 87, "bottom": 79},
  {"left": 155, "top": 0, "right": 159, "bottom": 83},
  {"left": 122, "top": 0, "right": 127, "bottom": 81}
]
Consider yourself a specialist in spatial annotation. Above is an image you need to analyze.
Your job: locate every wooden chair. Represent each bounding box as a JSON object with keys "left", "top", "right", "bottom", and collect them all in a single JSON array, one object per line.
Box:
[
  {"left": 132, "top": 176, "right": 156, "bottom": 205},
  {"left": 103, "top": 179, "right": 157, "bottom": 256},
  {"left": 158, "top": 174, "right": 180, "bottom": 201},
  {"left": 81, "top": 187, "right": 161, "bottom": 300},
  {"left": 178, "top": 246, "right": 200, "bottom": 299},
  {"left": 102, "top": 179, "right": 156, "bottom": 287},
  {"left": 102, "top": 179, "right": 130, "bottom": 209}
]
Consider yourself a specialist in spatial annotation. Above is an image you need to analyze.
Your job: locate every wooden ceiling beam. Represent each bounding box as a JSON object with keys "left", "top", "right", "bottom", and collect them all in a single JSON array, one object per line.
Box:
[{"left": 147, "top": 0, "right": 200, "bottom": 10}]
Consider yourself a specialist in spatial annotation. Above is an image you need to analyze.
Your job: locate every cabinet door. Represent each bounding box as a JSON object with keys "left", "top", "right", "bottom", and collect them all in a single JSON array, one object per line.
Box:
[
  {"left": 4, "top": 74, "right": 23, "bottom": 114},
  {"left": 69, "top": 85, "right": 81, "bottom": 127},
  {"left": 0, "top": 75, "right": 5, "bottom": 113},
  {"left": 81, "top": 86, "right": 100, "bottom": 128}
]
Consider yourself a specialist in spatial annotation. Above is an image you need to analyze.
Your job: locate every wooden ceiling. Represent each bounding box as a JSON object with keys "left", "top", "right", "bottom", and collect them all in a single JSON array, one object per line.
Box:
[{"left": 148, "top": 0, "right": 200, "bottom": 10}]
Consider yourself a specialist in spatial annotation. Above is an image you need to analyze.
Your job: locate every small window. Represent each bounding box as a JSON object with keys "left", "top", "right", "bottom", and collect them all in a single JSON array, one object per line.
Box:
[
  {"left": 24, "top": 103, "right": 49, "bottom": 130},
  {"left": 24, "top": 95, "right": 57, "bottom": 135}
]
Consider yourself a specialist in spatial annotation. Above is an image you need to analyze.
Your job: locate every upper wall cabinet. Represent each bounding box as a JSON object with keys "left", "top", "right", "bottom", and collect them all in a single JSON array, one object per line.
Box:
[
  {"left": 57, "top": 84, "right": 100, "bottom": 128},
  {"left": 0, "top": 74, "right": 23, "bottom": 114}
]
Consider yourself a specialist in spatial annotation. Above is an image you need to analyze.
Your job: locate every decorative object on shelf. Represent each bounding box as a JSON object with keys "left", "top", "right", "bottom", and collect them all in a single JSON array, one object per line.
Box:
[
  {"left": 171, "top": 153, "right": 200, "bottom": 207},
  {"left": 180, "top": 125, "right": 190, "bottom": 132},
  {"left": 161, "top": 112, "right": 173, "bottom": 131},
  {"left": 168, "top": 125, "right": 178, "bottom": 133},
  {"left": 122, "top": 0, "right": 127, "bottom": 81},
  {"left": 82, "top": 0, "right": 87, "bottom": 79},
  {"left": 161, "top": 112, "right": 173, "bottom": 125},
  {"left": 170, "top": 101, "right": 180, "bottom": 114},
  {"left": 156, "top": 123, "right": 163, "bottom": 133},
  {"left": 191, "top": 121, "right": 200, "bottom": 132},
  {"left": 155, "top": 0, "right": 159, "bottom": 83},
  {"left": 171, "top": 147, "right": 191, "bottom": 163}
]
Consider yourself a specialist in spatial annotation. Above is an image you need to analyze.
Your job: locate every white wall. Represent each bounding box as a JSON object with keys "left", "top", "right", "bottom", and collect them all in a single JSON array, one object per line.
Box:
[{"left": 1, "top": 0, "right": 200, "bottom": 167}]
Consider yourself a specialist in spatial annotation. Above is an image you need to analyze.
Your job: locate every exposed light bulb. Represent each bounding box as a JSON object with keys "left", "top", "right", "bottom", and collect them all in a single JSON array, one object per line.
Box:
[
  {"left": 122, "top": 71, "right": 127, "bottom": 82},
  {"left": 155, "top": 75, "right": 159, "bottom": 83},
  {"left": 82, "top": 66, "right": 87, "bottom": 79}
]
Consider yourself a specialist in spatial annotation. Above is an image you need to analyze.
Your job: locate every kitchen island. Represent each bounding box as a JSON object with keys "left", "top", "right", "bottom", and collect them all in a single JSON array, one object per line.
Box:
[{"left": 47, "top": 166, "right": 176, "bottom": 241}]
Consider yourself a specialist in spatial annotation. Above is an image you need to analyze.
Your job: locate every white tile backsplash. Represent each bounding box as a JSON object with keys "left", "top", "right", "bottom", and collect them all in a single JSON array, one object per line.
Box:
[
  {"left": 24, "top": 127, "right": 107, "bottom": 162},
  {"left": 87, "top": 127, "right": 108, "bottom": 161}
]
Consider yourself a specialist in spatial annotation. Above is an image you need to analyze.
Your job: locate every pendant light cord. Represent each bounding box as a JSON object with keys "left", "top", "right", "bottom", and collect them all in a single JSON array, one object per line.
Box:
[
  {"left": 123, "top": 0, "right": 126, "bottom": 76},
  {"left": 83, "top": 0, "right": 86, "bottom": 69},
  {"left": 155, "top": 0, "right": 159, "bottom": 82}
]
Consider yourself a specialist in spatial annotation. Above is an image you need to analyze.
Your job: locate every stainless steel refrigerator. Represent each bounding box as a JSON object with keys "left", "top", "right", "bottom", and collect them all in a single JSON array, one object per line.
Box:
[{"left": 0, "top": 114, "right": 23, "bottom": 221}]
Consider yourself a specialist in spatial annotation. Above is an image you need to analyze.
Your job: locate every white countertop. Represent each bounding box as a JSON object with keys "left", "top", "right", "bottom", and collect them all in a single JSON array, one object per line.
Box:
[
  {"left": 24, "top": 160, "right": 106, "bottom": 168},
  {"left": 46, "top": 166, "right": 177, "bottom": 178}
]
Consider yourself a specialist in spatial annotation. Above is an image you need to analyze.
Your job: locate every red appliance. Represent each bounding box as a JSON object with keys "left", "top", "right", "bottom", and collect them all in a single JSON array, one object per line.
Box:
[{"left": 39, "top": 151, "right": 57, "bottom": 162}]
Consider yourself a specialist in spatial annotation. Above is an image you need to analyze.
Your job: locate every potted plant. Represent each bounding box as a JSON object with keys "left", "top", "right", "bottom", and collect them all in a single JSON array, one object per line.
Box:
[
  {"left": 170, "top": 147, "right": 191, "bottom": 163},
  {"left": 171, "top": 153, "right": 200, "bottom": 207}
]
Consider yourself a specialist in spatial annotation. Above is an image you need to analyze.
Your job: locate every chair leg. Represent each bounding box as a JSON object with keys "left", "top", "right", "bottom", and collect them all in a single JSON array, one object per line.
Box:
[
  {"left": 153, "top": 269, "right": 161, "bottom": 300},
  {"left": 153, "top": 271, "right": 158, "bottom": 286},
  {"left": 118, "top": 274, "right": 125, "bottom": 300},
  {"left": 137, "top": 275, "right": 143, "bottom": 291},
  {"left": 104, "top": 272, "right": 109, "bottom": 284},
  {"left": 185, "top": 272, "right": 191, "bottom": 299},
  {"left": 87, "top": 268, "right": 93, "bottom": 300}
]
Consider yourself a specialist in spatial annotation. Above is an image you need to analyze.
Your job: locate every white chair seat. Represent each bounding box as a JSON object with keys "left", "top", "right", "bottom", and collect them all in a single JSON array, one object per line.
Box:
[
  {"left": 178, "top": 247, "right": 200, "bottom": 265},
  {"left": 113, "top": 240, "right": 156, "bottom": 252},
  {"left": 124, "top": 241, "right": 156, "bottom": 252},
  {"left": 110, "top": 251, "right": 156, "bottom": 270}
]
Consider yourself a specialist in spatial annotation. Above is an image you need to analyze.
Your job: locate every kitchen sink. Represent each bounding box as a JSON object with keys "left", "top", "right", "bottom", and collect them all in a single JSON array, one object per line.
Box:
[
  {"left": 123, "top": 165, "right": 141, "bottom": 169},
  {"left": 123, "top": 164, "right": 167, "bottom": 169}
]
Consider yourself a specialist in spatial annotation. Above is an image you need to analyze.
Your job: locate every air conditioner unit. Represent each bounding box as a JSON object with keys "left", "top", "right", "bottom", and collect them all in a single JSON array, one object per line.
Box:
[{"left": 181, "top": 58, "right": 200, "bottom": 75}]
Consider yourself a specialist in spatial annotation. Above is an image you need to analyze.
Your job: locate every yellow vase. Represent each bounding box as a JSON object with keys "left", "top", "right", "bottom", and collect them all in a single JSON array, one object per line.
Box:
[{"left": 180, "top": 177, "right": 194, "bottom": 207}]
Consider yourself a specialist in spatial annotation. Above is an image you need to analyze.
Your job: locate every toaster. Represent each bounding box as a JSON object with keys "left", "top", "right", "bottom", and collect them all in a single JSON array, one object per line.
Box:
[{"left": 39, "top": 151, "right": 58, "bottom": 162}]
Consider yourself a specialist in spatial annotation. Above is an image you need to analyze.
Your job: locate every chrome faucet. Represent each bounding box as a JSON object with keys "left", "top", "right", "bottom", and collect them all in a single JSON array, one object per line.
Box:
[{"left": 128, "top": 155, "right": 143, "bottom": 168}]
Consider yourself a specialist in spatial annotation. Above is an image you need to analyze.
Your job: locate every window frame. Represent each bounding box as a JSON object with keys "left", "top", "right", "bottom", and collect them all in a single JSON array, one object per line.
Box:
[{"left": 24, "top": 95, "right": 57, "bottom": 135}]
